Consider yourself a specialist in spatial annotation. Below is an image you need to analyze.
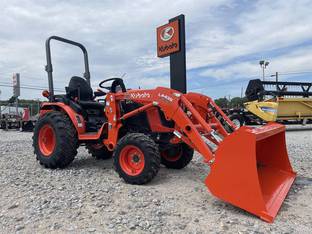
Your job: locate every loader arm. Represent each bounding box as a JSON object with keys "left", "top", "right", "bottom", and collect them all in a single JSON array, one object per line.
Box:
[
  {"left": 108, "top": 87, "right": 236, "bottom": 163},
  {"left": 106, "top": 87, "right": 296, "bottom": 222}
]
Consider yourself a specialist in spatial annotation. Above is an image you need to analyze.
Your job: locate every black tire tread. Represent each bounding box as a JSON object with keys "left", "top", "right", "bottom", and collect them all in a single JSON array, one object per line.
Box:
[
  {"left": 229, "top": 113, "right": 244, "bottom": 127},
  {"left": 113, "top": 133, "right": 160, "bottom": 185},
  {"left": 33, "top": 111, "right": 78, "bottom": 169},
  {"left": 161, "top": 143, "right": 194, "bottom": 169}
]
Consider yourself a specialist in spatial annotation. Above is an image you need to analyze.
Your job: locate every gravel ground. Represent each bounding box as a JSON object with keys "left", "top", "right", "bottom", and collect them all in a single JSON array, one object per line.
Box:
[{"left": 0, "top": 126, "right": 311, "bottom": 233}]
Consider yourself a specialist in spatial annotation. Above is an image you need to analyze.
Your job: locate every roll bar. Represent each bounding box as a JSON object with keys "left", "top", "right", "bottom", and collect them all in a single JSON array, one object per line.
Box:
[{"left": 45, "top": 36, "right": 91, "bottom": 101}]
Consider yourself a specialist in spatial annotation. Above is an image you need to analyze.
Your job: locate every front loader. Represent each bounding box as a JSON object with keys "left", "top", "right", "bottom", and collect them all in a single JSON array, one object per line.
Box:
[{"left": 33, "top": 36, "right": 296, "bottom": 222}]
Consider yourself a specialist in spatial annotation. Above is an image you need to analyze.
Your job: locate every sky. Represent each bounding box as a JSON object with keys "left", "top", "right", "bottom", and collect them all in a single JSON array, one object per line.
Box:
[{"left": 0, "top": 0, "right": 311, "bottom": 100}]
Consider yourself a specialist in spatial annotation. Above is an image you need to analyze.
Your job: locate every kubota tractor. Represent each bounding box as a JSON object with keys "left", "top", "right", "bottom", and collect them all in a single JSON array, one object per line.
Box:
[{"left": 33, "top": 36, "right": 296, "bottom": 222}]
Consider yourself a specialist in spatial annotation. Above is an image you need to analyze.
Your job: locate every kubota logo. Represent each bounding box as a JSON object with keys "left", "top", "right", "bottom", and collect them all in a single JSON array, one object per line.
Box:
[
  {"left": 157, "top": 20, "right": 180, "bottom": 57},
  {"left": 160, "top": 26, "right": 174, "bottom": 41},
  {"left": 130, "top": 92, "right": 151, "bottom": 99}
]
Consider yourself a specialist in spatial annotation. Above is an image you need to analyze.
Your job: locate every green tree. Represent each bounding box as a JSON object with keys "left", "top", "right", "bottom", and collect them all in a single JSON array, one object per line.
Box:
[
  {"left": 229, "top": 97, "right": 243, "bottom": 108},
  {"left": 8, "top": 96, "right": 17, "bottom": 103},
  {"left": 214, "top": 97, "right": 229, "bottom": 108},
  {"left": 214, "top": 96, "right": 248, "bottom": 109},
  {"left": 229, "top": 97, "right": 248, "bottom": 108}
]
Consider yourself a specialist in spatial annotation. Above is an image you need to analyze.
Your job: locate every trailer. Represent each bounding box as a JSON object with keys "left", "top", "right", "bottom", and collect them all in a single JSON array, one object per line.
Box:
[
  {"left": 0, "top": 106, "right": 37, "bottom": 131},
  {"left": 228, "top": 79, "right": 312, "bottom": 126}
]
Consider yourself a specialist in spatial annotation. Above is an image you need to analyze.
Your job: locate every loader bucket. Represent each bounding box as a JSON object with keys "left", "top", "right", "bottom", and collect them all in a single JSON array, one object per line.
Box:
[{"left": 205, "top": 123, "right": 296, "bottom": 222}]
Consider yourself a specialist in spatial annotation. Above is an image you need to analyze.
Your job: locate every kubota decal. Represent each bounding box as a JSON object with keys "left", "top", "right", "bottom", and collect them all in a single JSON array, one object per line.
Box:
[
  {"left": 157, "top": 20, "right": 180, "bottom": 57},
  {"left": 130, "top": 92, "right": 151, "bottom": 99},
  {"left": 160, "top": 26, "right": 174, "bottom": 41}
]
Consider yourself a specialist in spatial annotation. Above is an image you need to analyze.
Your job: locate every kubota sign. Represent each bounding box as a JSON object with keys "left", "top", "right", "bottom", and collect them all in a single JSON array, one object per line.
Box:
[{"left": 157, "top": 20, "right": 180, "bottom": 57}]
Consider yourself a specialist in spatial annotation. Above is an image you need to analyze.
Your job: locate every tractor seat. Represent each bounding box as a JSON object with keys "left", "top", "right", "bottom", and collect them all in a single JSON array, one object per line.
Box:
[
  {"left": 66, "top": 76, "right": 93, "bottom": 101},
  {"left": 66, "top": 76, "right": 105, "bottom": 110}
]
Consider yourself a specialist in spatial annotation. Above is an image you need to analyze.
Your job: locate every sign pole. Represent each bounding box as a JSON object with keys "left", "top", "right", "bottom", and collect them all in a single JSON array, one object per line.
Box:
[
  {"left": 169, "top": 14, "right": 186, "bottom": 93},
  {"left": 157, "top": 14, "right": 187, "bottom": 93},
  {"left": 12, "top": 73, "right": 21, "bottom": 117}
]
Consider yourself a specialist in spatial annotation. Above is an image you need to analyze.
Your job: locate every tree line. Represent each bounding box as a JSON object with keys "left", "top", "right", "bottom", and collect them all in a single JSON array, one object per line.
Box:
[
  {"left": 214, "top": 96, "right": 248, "bottom": 109},
  {"left": 0, "top": 98, "right": 41, "bottom": 116}
]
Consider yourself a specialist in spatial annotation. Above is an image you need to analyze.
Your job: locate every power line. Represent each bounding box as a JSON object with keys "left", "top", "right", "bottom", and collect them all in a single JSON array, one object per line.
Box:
[
  {"left": 0, "top": 82, "right": 64, "bottom": 92},
  {"left": 0, "top": 84, "right": 47, "bottom": 91},
  {"left": 279, "top": 71, "right": 312, "bottom": 76},
  {"left": 0, "top": 81, "right": 64, "bottom": 91},
  {"left": 0, "top": 84, "right": 63, "bottom": 92},
  {"left": 0, "top": 71, "right": 88, "bottom": 82}
]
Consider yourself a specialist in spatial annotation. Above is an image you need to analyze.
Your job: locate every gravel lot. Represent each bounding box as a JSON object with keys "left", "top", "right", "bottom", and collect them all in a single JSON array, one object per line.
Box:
[{"left": 0, "top": 126, "right": 311, "bottom": 233}]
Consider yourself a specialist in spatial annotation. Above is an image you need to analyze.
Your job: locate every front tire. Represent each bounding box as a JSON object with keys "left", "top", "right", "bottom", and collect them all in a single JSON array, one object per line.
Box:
[
  {"left": 33, "top": 111, "right": 78, "bottom": 169},
  {"left": 160, "top": 143, "right": 194, "bottom": 169},
  {"left": 113, "top": 133, "right": 160, "bottom": 185}
]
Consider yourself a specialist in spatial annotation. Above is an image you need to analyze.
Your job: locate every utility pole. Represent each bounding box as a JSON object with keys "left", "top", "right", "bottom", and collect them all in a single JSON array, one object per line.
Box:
[
  {"left": 271, "top": 72, "right": 279, "bottom": 90},
  {"left": 0, "top": 90, "right": 2, "bottom": 117},
  {"left": 240, "top": 86, "right": 244, "bottom": 99},
  {"left": 259, "top": 60, "right": 269, "bottom": 81},
  {"left": 12, "top": 73, "right": 20, "bottom": 117},
  {"left": 275, "top": 71, "right": 278, "bottom": 82}
]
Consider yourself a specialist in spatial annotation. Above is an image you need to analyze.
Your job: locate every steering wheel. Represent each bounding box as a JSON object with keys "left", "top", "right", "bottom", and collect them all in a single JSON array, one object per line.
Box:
[{"left": 99, "top": 78, "right": 126, "bottom": 93}]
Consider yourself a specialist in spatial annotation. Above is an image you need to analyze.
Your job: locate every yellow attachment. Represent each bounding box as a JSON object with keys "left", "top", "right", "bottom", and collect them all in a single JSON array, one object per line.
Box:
[
  {"left": 244, "top": 100, "right": 278, "bottom": 121},
  {"left": 276, "top": 98, "right": 312, "bottom": 120},
  {"left": 244, "top": 97, "right": 312, "bottom": 122}
]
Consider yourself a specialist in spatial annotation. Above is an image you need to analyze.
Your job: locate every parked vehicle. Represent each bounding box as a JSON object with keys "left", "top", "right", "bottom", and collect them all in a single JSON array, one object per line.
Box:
[
  {"left": 0, "top": 106, "right": 36, "bottom": 131},
  {"left": 226, "top": 79, "right": 312, "bottom": 126},
  {"left": 33, "top": 36, "right": 296, "bottom": 222}
]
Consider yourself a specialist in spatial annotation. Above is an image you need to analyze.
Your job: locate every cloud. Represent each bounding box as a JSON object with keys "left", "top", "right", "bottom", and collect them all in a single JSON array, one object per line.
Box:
[
  {"left": 0, "top": 0, "right": 311, "bottom": 100},
  {"left": 186, "top": 0, "right": 312, "bottom": 70},
  {"left": 200, "top": 45, "right": 312, "bottom": 82},
  {"left": 200, "top": 62, "right": 259, "bottom": 80}
]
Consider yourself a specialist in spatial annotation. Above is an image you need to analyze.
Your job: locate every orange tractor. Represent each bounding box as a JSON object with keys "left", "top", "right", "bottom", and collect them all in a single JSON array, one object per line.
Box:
[{"left": 33, "top": 36, "right": 296, "bottom": 222}]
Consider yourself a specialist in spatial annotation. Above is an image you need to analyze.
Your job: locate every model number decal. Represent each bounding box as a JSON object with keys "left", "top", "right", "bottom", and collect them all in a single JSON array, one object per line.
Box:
[{"left": 158, "top": 93, "right": 173, "bottom": 102}]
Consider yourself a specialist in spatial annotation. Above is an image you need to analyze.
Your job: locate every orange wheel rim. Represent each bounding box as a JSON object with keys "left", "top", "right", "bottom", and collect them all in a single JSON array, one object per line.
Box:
[
  {"left": 119, "top": 145, "right": 145, "bottom": 176},
  {"left": 38, "top": 124, "right": 56, "bottom": 157},
  {"left": 161, "top": 148, "right": 182, "bottom": 162}
]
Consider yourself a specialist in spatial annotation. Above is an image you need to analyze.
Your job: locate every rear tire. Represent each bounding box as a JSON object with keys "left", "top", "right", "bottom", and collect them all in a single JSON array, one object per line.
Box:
[
  {"left": 22, "top": 121, "right": 34, "bottom": 132},
  {"left": 33, "top": 111, "right": 78, "bottom": 169},
  {"left": 113, "top": 133, "right": 160, "bottom": 185},
  {"left": 160, "top": 143, "right": 194, "bottom": 169},
  {"left": 229, "top": 114, "right": 244, "bottom": 128},
  {"left": 86, "top": 143, "right": 112, "bottom": 160}
]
